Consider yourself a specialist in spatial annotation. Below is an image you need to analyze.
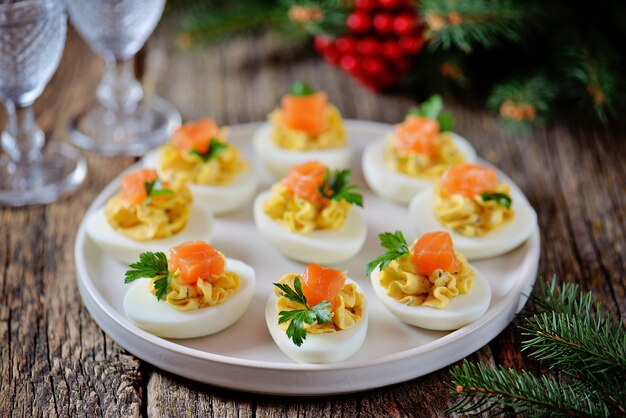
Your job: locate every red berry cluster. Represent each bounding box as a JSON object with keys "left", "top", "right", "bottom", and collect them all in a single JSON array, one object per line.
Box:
[{"left": 314, "top": 0, "right": 425, "bottom": 91}]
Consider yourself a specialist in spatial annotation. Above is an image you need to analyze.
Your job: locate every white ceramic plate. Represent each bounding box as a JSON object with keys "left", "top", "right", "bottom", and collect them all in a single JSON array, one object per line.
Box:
[{"left": 75, "top": 121, "right": 540, "bottom": 395}]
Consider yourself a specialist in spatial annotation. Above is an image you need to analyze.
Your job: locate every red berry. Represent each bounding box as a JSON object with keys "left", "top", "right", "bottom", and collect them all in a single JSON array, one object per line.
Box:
[
  {"left": 399, "top": 35, "right": 424, "bottom": 54},
  {"left": 347, "top": 11, "right": 371, "bottom": 33},
  {"left": 381, "top": 41, "right": 402, "bottom": 60},
  {"left": 340, "top": 54, "right": 362, "bottom": 75},
  {"left": 362, "top": 57, "right": 386, "bottom": 76},
  {"left": 323, "top": 45, "right": 340, "bottom": 65},
  {"left": 394, "top": 57, "right": 411, "bottom": 72},
  {"left": 373, "top": 13, "right": 394, "bottom": 35},
  {"left": 314, "top": 36, "right": 332, "bottom": 53},
  {"left": 393, "top": 14, "right": 417, "bottom": 36},
  {"left": 335, "top": 37, "right": 358, "bottom": 54},
  {"left": 357, "top": 38, "right": 379, "bottom": 56},
  {"left": 355, "top": 0, "right": 377, "bottom": 11},
  {"left": 377, "top": 0, "right": 401, "bottom": 10}
]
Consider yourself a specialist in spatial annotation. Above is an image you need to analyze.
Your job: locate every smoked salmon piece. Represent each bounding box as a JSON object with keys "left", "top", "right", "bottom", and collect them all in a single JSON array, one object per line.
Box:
[
  {"left": 393, "top": 115, "right": 440, "bottom": 160},
  {"left": 300, "top": 263, "right": 346, "bottom": 307},
  {"left": 172, "top": 118, "right": 220, "bottom": 154},
  {"left": 284, "top": 161, "right": 327, "bottom": 203},
  {"left": 168, "top": 241, "right": 225, "bottom": 286},
  {"left": 281, "top": 91, "right": 328, "bottom": 137},
  {"left": 440, "top": 163, "right": 498, "bottom": 198},
  {"left": 121, "top": 168, "right": 159, "bottom": 205},
  {"left": 411, "top": 232, "right": 460, "bottom": 276}
]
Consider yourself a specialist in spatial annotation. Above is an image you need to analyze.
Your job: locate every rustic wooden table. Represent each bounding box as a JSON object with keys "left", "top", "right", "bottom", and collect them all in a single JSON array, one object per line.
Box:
[{"left": 1, "top": 26, "right": 624, "bottom": 417}]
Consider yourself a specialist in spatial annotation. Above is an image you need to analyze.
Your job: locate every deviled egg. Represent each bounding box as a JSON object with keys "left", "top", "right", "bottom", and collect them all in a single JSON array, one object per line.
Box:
[
  {"left": 362, "top": 95, "right": 476, "bottom": 204},
  {"left": 123, "top": 241, "right": 255, "bottom": 339},
  {"left": 409, "top": 162, "right": 538, "bottom": 260},
  {"left": 253, "top": 81, "right": 351, "bottom": 179},
  {"left": 265, "top": 263, "right": 368, "bottom": 363},
  {"left": 367, "top": 231, "right": 490, "bottom": 330},
  {"left": 85, "top": 168, "right": 214, "bottom": 264},
  {"left": 253, "top": 161, "right": 366, "bottom": 264},
  {"left": 143, "top": 118, "right": 257, "bottom": 215}
]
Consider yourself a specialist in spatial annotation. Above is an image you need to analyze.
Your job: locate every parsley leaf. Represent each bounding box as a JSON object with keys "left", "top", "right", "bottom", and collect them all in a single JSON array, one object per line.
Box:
[
  {"left": 273, "top": 277, "right": 333, "bottom": 347},
  {"left": 190, "top": 137, "right": 227, "bottom": 163},
  {"left": 407, "top": 94, "right": 455, "bottom": 131},
  {"left": 289, "top": 81, "right": 315, "bottom": 96},
  {"left": 144, "top": 178, "right": 173, "bottom": 205},
  {"left": 125, "top": 251, "right": 172, "bottom": 301},
  {"left": 365, "top": 231, "right": 411, "bottom": 276},
  {"left": 481, "top": 192, "right": 512, "bottom": 209},
  {"left": 318, "top": 168, "right": 364, "bottom": 207}
]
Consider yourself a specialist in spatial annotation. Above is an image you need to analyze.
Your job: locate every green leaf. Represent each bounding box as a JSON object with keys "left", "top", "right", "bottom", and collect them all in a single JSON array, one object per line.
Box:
[
  {"left": 153, "top": 274, "right": 172, "bottom": 301},
  {"left": 289, "top": 81, "right": 315, "bottom": 96},
  {"left": 273, "top": 277, "right": 332, "bottom": 347},
  {"left": 365, "top": 231, "right": 411, "bottom": 276},
  {"left": 409, "top": 94, "right": 444, "bottom": 119},
  {"left": 125, "top": 251, "right": 170, "bottom": 284},
  {"left": 144, "top": 178, "right": 174, "bottom": 205},
  {"left": 318, "top": 168, "right": 364, "bottom": 207},
  {"left": 438, "top": 111, "right": 455, "bottom": 132},
  {"left": 190, "top": 137, "right": 228, "bottom": 163},
  {"left": 481, "top": 192, "right": 512, "bottom": 208}
]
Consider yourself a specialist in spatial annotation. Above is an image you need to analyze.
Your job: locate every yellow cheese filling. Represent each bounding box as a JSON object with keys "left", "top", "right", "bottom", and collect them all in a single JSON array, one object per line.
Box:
[
  {"left": 384, "top": 132, "right": 464, "bottom": 179},
  {"left": 434, "top": 184, "right": 514, "bottom": 237},
  {"left": 263, "top": 182, "right": 350, "bottom": 233},
  {"left": 104, "top": 184, "right": 193, "bottom": 241},
  {"left": 379, "top": 251, "right": 475, "bottom": 309},
  {"left": 274, "top": 273, "right": 364, "bottom": 333},
  {"left": 269, "top": 105, "right": 347, "bottom": 150}
]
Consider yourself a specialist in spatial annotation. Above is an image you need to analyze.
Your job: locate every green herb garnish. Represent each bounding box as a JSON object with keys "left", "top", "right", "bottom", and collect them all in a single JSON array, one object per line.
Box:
[
  {"left": 125, "top": 251, "right": 172, "bottom": 301},
  {"left": 190, "top": 137, "right": 227, "bottom": 163},
  {"left": 289, "top": 81, "right": 315, "bottom": 96},
  {"left": 273, "top": 277, "right": 333, "bottom": 347},
  {"left": 407, "top": 94, "right": 454, "bottom": 132},
  {"left": 318, "top": 168, "right": 364, "bottom": 207},
  {"left": 144, "top": 178, "right": 173, "bottom": 205},
  {"left": 481, "top": 192, "right": 512, "bottom": 208},
  {"left": 365, "top": 230, "right": 411, "bottom": 276}
]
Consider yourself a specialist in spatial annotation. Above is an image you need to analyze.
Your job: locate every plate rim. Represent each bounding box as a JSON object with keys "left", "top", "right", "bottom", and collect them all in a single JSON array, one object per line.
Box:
[{"left": 75, "top": 120, "right": 541, "bottom": 392}]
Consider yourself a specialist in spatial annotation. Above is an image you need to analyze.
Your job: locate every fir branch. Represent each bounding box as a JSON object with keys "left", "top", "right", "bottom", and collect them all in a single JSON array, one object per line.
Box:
[
  {"left": 448, "top": 360, "right": 611, "bottom": 417},
  {"left": 420, "top": 0, "right": 534, "bottom": 53}
]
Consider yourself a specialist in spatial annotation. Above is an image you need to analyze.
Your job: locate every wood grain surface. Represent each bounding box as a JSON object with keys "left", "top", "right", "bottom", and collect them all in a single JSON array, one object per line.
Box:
[{"left": 0, "top": 24, "right": 624, "bottom": 417}]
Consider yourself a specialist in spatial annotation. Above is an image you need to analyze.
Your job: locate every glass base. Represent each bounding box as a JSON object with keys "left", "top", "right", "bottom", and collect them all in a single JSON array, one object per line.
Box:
[
  {"left": 67, "top": 96, "right": 181, "bottom": 156},
  {"left": 0, "top": 142, "right": 87, "bottom": 206}
]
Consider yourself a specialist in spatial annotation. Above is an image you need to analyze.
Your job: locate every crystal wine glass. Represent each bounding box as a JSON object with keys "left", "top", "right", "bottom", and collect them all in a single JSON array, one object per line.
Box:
[
  {"left": 0, "top": 0, "right": 87, "bottom": 206},
  {"left": 67, "top": 0, "right": 180, "bottom": 156}
]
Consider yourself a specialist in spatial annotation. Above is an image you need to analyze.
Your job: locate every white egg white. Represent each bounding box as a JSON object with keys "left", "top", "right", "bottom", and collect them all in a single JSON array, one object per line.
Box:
[
  {"left": 362, "top": 133, "right": 477, "bottom": 205},
  {"left": 252, "top": 123, "right": 352, "bottom": 179},
  {"left": 85, "top": 205, "right": 214, "bottom": 264},
  {"left": 408, "top": 185, "right": 538, "bottom": 260},
  {"left": 265, "top": 278, "right": 368, "bottom": 363},
  {"left": 253, "top": 190, "right": 367, "bottom": 264},
  {"left": 123, "top": 258, "right": 255, "bottom": 339},
  {"left": 143, "top": 149, "right": 258, "bottom": 215},
  {"left": 370, "top": 267, "right": 490, "bottom": 331}
]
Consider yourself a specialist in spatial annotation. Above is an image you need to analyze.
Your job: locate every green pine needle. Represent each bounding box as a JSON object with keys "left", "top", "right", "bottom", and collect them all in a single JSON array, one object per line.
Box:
[{"left": 449, "top": 277, "right": 626, "bottom": 417}]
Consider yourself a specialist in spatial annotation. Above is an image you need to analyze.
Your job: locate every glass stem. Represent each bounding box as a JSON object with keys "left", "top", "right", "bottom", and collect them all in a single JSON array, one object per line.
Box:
[
  {"left": 1, "top": 103, "right": 44, "bottom": 162},
  {"left": 96, "top": 58, "right": 143, "bottom": 117}
]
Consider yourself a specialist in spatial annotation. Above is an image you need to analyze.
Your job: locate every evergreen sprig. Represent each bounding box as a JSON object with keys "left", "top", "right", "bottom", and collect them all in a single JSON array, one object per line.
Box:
[{"left": 448, "top": 277, "right": 626, "bottom": 417}]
